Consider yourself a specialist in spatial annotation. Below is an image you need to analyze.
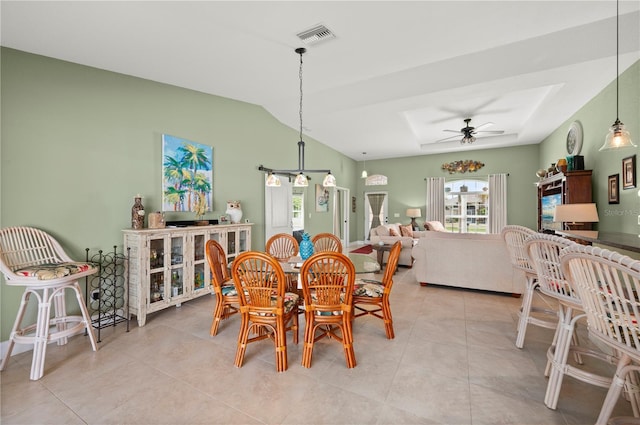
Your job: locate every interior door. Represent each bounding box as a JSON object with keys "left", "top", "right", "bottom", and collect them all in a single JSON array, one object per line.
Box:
[
  {"left": 333, "top": 187, "right": 350, "bottom": 248},
  {"left": 364, "top": 191, "right": 388, "bottom": 242},
  {"left": 264, "top": 176, "right": 293, "bottom": 245}
]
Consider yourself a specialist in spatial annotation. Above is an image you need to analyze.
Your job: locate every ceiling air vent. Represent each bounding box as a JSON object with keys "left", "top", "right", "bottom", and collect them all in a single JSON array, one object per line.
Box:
[{"left": 297, "top": 24, "right": 336, "bottom": 45}]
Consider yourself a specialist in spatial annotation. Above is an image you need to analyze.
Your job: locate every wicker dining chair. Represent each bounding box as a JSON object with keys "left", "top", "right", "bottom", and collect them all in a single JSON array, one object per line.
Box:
[
  {"left": 352, "top": 240, "right": 401, "bottom": 339},
  {"left": 266, "top": 233, "right": 299, "bottom": 260},
  {"left": 0, "top": 226, "right": 99, "bottom": 380},
  {"left": 561, "top": 245, "right": 640, "bottom": 425},
  {"left": 266, "top": 233, "right": 300, "bottom": 294},
  {"left": 299, "top": 251, "right": 356, "bottom": 368},
  {"left": 205, "top": 239, "right": 239, "bottom": 336},
  {"left": 526, "top": 234, "right": 614, "bottom": 410},
  {"left": 231, "top": 251, "right": 299, "bottom": 372},
  {"left": 501, "top": 225, "right": 557, "bottom": 348},
  {"left": 312, "top": 233, "right": 343, "bottom": 253}
]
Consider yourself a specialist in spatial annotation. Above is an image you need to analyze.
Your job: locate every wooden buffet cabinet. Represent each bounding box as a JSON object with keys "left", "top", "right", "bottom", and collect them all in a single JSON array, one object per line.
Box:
[
  {"left": 537, "top": 170, "right": 592, "bottom": 232},
  {"left": 123, "top": 223, "right": 252, "bottom": 326}
]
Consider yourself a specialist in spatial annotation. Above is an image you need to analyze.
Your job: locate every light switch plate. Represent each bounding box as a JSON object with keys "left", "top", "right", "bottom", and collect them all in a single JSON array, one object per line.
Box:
[{"left": 394, "top": 213, "right": 400, "bottom": 218}]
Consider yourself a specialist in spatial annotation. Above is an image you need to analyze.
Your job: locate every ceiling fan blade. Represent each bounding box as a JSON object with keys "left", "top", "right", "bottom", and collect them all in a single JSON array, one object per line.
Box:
[
  {"left": 433, "top": 134, "right": 462, "bottom": 143},
  {"left": 473, "top": 122, "right": 494, "bottom": 131},
  {"left": 475, "top": 130, "right": 504, "bottom": 135},
  {"left": 443, "top": 129, "right": 462, "bottom": 134}
]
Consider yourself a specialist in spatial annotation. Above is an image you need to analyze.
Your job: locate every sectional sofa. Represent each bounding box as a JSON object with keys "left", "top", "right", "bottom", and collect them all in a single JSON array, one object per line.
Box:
[{"left": 411, "top": 231, "right": 525, "bottom": 296}]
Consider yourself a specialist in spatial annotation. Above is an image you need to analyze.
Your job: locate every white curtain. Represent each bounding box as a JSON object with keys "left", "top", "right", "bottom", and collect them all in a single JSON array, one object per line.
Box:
[
  {"left": 488, "top": 173, "right": 508, "bottom": 234},
  {"left": 425, "top": 177, "right": 445, "bottom": 223}
]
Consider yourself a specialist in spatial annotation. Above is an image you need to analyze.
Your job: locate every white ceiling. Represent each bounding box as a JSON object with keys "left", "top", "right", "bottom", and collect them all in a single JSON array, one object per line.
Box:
[{"left": 2, "top": 1, "right": 639, "bottom": 160}]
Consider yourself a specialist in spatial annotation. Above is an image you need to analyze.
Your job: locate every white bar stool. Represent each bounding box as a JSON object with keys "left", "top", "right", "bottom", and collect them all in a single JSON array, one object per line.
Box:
[{"left": 0, "top": 226, "right": 98, "bottom": 380}]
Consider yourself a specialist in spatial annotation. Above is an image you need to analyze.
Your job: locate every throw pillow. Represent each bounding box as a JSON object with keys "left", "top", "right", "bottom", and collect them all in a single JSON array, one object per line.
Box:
[
  {"left": 375, "top": 225, "right": 389, "bottom": 236},
  {"left": 425, "top": 221, "right": 446, "bottom": 232},
  {"left": 388, "top": 227, "right": 399, "bottom": 237},
  {"left": 400, "top": 224, "right": 413, "bottom": 238}
]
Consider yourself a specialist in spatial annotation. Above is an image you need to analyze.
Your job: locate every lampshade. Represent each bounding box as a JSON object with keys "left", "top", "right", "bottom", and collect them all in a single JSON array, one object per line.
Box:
[
  {"left": 265, "top": 173, "right": 281, "bottom": 187},
  {"left": 322, "top": 172, "right": 336, "bottom": 187},
  {"left": 294, "top": 173, "right": 308, "bottom": 187},
  {"left": 406, "top": 208, "right": 421, "bottom": 218},
  {"left": 600, "top": 120, "right": 636, "bottom": 151},
  {"left": 553, "top": 203, "right": 599, "bottom": 223}
]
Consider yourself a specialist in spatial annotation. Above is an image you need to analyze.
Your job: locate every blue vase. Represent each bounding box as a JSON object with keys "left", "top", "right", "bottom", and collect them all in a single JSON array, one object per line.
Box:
[{"left": 299, "top": 233, "right": 314, "bottom": 260}]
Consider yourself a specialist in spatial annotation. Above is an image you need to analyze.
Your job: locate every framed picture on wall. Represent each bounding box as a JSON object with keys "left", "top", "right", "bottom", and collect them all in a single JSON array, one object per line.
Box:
[
  {"left": 622, "top": 155, "right": 636, "bottom": 189},
  {"left": 162, "top": 134, "right": 213, "bottom": 213},
  {"left": 608, "top": 174, "right": 619, "bottom": 204},
  {"left": 315, "top": 184, "right": 329, "bottom": 213}
]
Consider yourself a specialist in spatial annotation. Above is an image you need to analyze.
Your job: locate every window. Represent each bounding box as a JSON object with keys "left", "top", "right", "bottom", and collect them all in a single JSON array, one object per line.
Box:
[
  {"left": 292, "top": 192, "right": 304, "bottom": 231},
  {"left": 444, "top": 179, "right": 489, "bottom": 233}
]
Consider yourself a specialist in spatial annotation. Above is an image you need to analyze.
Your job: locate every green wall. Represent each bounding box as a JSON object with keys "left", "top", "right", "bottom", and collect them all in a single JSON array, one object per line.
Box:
[
  {"left": 352, "top": 145, "right": 540, "bottom": 239},
  {"left": 538, "top": 60, "right": 640, "bottom": 234},
  {"left": 0, "top": 48, "right": 357, "bottom": 340}
]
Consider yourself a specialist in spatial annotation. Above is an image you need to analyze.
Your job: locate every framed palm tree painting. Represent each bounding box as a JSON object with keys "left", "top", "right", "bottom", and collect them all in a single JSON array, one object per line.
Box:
[{"left": 162, "top": 134, "right": 213, "bottom": 214}]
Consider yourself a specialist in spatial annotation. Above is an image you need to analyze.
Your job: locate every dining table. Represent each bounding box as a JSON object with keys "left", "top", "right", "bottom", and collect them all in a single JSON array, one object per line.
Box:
[{"left": 279, "top": 253, "right": 381, "bottom": 276}]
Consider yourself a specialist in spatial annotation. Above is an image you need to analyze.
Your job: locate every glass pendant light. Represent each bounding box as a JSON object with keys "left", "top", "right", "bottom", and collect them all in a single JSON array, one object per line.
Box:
[
  {"left": 600, "top": 0, "right": 636, "bottom": 151},
  {"left": 361, "top": 152, "right": 368, "bottom": 178}
]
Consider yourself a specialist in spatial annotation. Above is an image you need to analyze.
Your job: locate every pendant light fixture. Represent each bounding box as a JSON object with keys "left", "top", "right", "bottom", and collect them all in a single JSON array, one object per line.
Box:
[
  {"left": 258, "top": 48, "right": 336, "bottom": 187},
  {"left": 600, "top": 0, "right": 636, "bottom": 151},
  {"left": 361, "top": 152, "right": 368, "bottom": 178}
]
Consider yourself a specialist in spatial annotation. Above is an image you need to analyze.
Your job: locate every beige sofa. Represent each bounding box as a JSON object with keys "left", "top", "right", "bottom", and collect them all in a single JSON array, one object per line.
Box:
[
  {"left": 411, "top": 231, "right": 525, "bottom": 295},
  {"left": 369, "top": 223, "right": 428, "bottom": 267}
]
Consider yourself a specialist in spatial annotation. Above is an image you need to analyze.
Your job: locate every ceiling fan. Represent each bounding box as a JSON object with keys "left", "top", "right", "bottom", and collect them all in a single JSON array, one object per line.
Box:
[{"left": 436, "top": 118, "right": 505, "bottom": 144}]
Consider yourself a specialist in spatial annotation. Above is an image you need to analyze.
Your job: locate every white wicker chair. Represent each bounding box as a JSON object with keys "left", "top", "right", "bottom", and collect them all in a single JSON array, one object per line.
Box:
[
  {"left": 0, "top": 226, "right": 98, "bottom": 380},
  {"left": 501, "top": 225, "right": 557, "bottom": 348},
  {"left": 561, "top": 245, "right": 640, "bottom": 424},
  {"left": 526, "top": 234, "right": 615, "bottom": 410}
]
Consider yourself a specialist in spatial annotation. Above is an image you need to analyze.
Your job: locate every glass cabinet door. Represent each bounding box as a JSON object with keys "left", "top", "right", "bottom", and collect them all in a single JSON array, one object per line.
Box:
[
  {"left": 149, "top": 237, "right": 166, "bottom": 304},
  {"left": 192, "top": 233, "right": 209, "bottom": 292},
  {"left": 169, "top": 236, "right": 184, "bottom": 298}
]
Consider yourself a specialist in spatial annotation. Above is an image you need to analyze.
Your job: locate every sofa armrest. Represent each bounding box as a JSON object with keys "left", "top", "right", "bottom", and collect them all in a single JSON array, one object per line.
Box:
[
  {"left": 413, "top": 230, "right": 428, "bottom": 238},
  {"left": 371, "top": 235, "right": 414, "bottom": 248}
]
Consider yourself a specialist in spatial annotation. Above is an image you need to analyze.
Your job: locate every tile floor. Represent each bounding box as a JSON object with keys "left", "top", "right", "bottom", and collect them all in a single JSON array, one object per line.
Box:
[{"left": 1, "top": 263, "right": 636, "bottom": 424}]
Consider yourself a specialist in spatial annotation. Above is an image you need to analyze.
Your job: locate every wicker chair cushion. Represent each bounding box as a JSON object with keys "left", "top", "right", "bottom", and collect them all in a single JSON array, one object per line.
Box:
[
  {"left": 14, "top": 262, "right": 95, "bottom": 280},
  {"left": 354, "top": 279, "right": 384, "bottom": 297},
  {"left": 220, "top": 284, "right": 238, "bottom": 296},
  {"left": 248, "top": 292, "right": 299, "bottom": 316}
]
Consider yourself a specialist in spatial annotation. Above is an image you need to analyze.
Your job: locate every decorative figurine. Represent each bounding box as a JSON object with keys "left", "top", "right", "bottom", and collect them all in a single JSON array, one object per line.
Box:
[{"left": 226, "top": 200, "right": 243, "bottom": 224}]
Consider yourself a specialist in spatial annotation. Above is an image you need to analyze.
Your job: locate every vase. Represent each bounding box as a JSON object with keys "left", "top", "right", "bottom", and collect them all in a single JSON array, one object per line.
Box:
[
  {"left": 131, "top": 195, "right": 145, "bottom": 229},
  {"left": 299, "top": 233, "right": 314, "bottom": 260}
]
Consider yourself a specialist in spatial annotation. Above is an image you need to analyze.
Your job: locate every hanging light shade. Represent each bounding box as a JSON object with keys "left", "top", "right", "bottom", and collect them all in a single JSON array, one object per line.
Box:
[
  {"left": 322, "top": 172, "right": 336, "bottom": 187},
  {"left": 361, "top": 152, "right": 368, "bottom": 178},
  {"left": 257, "top": 48, "right": 337, "bottom": 186},
  {"left": 600, "top": 0, "right": 636, "bottom": 151},
  {"left": 265, "top": 172, "right": 281, "bottom": 187},
  {"left": 294, "top": 173, "right": 308, "bottom": 187}
]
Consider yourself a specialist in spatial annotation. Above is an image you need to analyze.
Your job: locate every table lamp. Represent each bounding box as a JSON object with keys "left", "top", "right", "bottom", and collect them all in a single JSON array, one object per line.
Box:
[
  {"left": 406, "top": 208, "right": 421, "bottom": 230},
  {"left": 553, "top": 203, "right": 599, "bottom": 231}
]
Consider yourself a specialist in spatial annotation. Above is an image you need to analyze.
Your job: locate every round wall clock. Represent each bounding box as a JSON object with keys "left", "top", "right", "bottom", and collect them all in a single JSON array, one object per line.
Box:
[{"left": 566, "top": 121, "right": 583, "bottom": 155}]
